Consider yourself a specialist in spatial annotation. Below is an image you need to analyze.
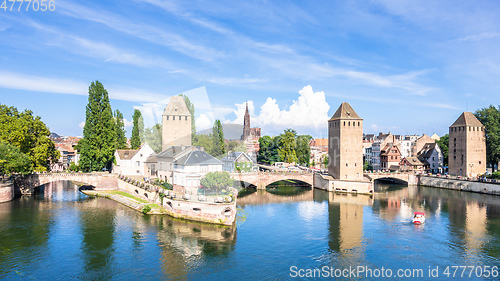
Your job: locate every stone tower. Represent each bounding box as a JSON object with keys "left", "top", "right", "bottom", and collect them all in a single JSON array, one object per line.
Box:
[
  {"left": 449, "top": 112, "right": 486, "bottom": 177},
  {"left": 241, "top": 102, "right": 251, "bottom": 141},
  {"left": 328, "top": 102, "right": 363, "bottom": 180},
  {"left": 162, "top": 96, "right": 192, "bottom": 151}
]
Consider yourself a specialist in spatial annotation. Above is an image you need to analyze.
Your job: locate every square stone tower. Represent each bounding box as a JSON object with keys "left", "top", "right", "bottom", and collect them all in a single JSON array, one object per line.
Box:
[
  {"left": 449, "top": 112, "right": 486, "bottom": 177},
  {"left": 162, "top": 96, "right": 192, "bottom": 151},
  {"left": 328, "top": 102, "right": 363, "bottom": 180}
]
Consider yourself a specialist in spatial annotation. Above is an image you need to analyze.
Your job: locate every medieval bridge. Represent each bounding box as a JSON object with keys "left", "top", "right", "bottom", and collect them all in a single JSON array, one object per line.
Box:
[
  {"left": 231, "top": 172, "right": 314, "bottom": 189},
  {"left": 14, "top": 172, "right": 118, "bottom": 195}
]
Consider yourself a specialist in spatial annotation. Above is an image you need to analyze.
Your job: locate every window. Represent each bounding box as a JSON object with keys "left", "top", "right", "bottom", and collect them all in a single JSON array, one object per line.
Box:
[
  {"left": 358, "top": 122, "right": 360, "bottom": 126},
  {"left": 173, "top": 116, "right": 175, "bottom": 120},
  {"left": 136, "top": 161, "right": 140, "bottom": 167},
  {"left": 348, "top": 121, "right": 350, "bottom": 126},
  {"left": 479, "top": 161, "right": 482, "bottom": 164},
  {"left": 185, "top": 116, "right": 187, "bottom": 121},
  {"left": 344, "top": 121, "right": 345, "bottom": 126},
  {"left": 166, "top": 116, "right": 169, "bottom": 120}
]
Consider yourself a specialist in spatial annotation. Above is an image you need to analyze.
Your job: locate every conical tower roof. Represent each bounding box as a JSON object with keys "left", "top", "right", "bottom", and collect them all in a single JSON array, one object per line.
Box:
[
  {"left": 450, "top": 112, "right": 484, "bottom": 127},
  {"left": 163, "top": 96, "right": 191, "bottom": 116},
  {"left": 329, "top": 102, "right": 362, "bottom": 120}
]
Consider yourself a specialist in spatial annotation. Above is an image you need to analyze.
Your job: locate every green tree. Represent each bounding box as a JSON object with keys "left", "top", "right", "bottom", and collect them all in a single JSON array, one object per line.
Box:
[
  {"left": 211, "top": 120, "right": 225, "bottom": 156},
  {"left": 363, "top": 161, "right": 373, "bottom": 171},
  {"left": 0, "top": 104, "right": 59, "bottom": 171},
  {"left": 179, "top": 94, "right": 196, "bottom": 139},
  {"left": 77, "top": 81, "right": 117, "bottom": 172},
  {"left": 114, "top": 109, "right": 127, "bottom": 149},
  {"left": 200, "top": 171, "right": 233, "bottom": 193},
  {"left": 193, "top": 134, "right": 213, "bottom": 153},
  {"left": 143, "top": 124, "right": 162, "bottom": 153},
  {"left": 0, "top": 141, "right": 33, "bottom": 176},
  {"left": 278, "top": 129, "right": 298, "bottom": 163},
  {"left": 475, "top": 106, "right": 500, "bottom": 171},
  {"left": 296, "top": 135, "right": 312, "bottom": 166},
  {"left": 436, "top": 134, "right": 449, "bottom": 167},
  {"left": 130, "top": 109, "right": 144, "bottom": 149},
  {"left": 322, "top": 155, "right": 329, "bottom": 167},
  {"left": 258, "top": 135, "right": 281, "bottom": 164},
  {"left": 227, "top": 140, "right": 247, "bottom": 153}
]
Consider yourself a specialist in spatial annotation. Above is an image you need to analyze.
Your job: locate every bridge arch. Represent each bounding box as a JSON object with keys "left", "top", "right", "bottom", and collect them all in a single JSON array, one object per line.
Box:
[{"left": 373, "top": 177, "right": 408, "bottom": 185}]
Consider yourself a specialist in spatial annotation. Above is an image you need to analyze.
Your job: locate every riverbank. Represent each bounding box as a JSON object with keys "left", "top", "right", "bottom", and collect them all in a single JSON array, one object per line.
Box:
[
  {"left": 419, "top": 176, "right": 500, "bottom": 196},
  {"left": 80, "top": 190, "right": 166, "bottom": 214}
]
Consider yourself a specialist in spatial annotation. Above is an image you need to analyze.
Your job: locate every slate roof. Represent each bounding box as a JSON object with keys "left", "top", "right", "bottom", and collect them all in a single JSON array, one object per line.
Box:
[
  {"left": 329, "top": 102, "right": 362, "bottom": 120},
  {"left": 451, "top": 112, "right": 484, "bottom": 127},
  {"left": 222, "top": 152, "right": 253, "bottom": 163},
  {"left": 163, "top": 96, "right": 191, "bottom": 116},
  {"left": 155, "top": 146, "right": 195, "bottom": 158},
  {"left": 417, "top": 143, "right": 437, "bottom": 159},
  {"left": 174, "top": 150, "right": 223, "bottom": 166}
]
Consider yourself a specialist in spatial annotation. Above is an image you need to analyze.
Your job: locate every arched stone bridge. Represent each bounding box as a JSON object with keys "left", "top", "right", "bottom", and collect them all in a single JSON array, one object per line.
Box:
[
  {"left": 231, "top": 172, "right": 313, "bottom": 189},
  {"left": 14, "top": 172, "right": 118, "bottom": 195},
  {"left": 363, "top": 172, "right": 418, "bottom": 185}
]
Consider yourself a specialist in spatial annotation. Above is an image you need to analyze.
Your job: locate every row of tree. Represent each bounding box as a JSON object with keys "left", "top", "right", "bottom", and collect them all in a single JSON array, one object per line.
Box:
[
  {"left": 258, "top": 129, "right": 312, "bottom": 166},
  {"left": 0, "top": 105, "right": 60, "bottom": 176}
]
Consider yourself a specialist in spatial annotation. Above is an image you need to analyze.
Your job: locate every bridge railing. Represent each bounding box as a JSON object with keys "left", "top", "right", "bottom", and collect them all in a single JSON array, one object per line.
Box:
[{"left": 35, "top": 172, "right": 112, "bottom": 177}]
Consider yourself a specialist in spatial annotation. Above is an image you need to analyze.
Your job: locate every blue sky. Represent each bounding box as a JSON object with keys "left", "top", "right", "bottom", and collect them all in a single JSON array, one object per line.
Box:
[{"left": 1, "top": 0, "right": 500, "bottom": 138}]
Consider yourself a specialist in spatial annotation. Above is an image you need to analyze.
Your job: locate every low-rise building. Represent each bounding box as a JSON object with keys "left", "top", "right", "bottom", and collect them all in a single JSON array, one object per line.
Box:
[
  {"left": 113, "top": 143, "right": 155, "bottom": 176},
  {"left": 401, "top": 157, "right": 428, "bottom": 172},
  {"left": 380, "top": 143, "right": 401, "bottom": 171},
  {"left": 222, "top": 152, "right": 255, "bottom": 172},
  {"left": 417, "top": 143, "right": 444, "bottom": 174}
]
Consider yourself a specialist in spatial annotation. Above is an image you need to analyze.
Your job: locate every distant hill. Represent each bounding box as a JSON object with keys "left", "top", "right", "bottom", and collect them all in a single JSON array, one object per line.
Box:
[{"left": 196, "top": 124, "right": 243, "bottom": 140}]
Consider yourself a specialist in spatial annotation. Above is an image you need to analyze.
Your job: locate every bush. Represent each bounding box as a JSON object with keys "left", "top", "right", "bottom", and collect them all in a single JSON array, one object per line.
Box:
[
  {"left": 141, "top": 205, "right": 151, "bottom": 214},
  {"left": 489, "top": 171, "right": 500, "bottom": 179}
]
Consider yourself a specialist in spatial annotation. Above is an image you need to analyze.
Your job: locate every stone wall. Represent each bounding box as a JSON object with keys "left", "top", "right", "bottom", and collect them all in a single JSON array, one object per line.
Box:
[
  {"left": 0, "top": 182, "right": 14, "bottom": 203},
  {"left": 116, "top": 178, "right": 237, "bottom": 225},
  {"left": 313, "top": 173, "right": 373, "bottom": 194},
  {"left": 419, "top": 176, "right": 500, "bottom": 196}
]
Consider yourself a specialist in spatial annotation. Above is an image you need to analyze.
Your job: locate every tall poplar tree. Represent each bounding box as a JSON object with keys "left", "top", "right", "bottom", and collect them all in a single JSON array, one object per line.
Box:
[
  {"left": 211, "top": 119, "right": 225, "bottom": 156},
  {"left": 130, "top": 109, "right": 143, "bottom": 149},
  {"left": 77, "top": 81, "right": 116, "bottom": 172},
  {"left": 114, "top": 109, "right": 127, "bottom": 149}
]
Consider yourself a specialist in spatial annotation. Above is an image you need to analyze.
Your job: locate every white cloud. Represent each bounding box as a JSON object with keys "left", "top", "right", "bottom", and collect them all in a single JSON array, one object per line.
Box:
[
  {"left": 79, "top": 121, "right": 85, "bottom": 128},
  {"left": 196, "top": 114, "right": 213, "bottom": 132},
  {"left": 123, "top": 118, "right": 133, "bottom": 128},
  {"left": 458, "top": 32, "right": 500, "bottom": 42},
  {"left": 226, "top": 85, "right": 331, "bottom": 135}
]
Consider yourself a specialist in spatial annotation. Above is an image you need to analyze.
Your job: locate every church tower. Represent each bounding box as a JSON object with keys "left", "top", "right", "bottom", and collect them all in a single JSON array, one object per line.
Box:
[
  {"left": 328, "top": 102, "right": 363, "bottom": 180},
  {"left": 449, "top": 112, "right": 486, "bottom": 177},
  {"left": 241, "top": 102, "right": 251, "bottom": 141},
  {"left": 162, "top": 96, "right": 192, "bottom": 151}
]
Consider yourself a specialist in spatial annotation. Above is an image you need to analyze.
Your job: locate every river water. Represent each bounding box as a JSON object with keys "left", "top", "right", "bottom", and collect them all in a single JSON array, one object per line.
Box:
[{"left": 1, "top": 181, "right": 500, "bottom": 280}]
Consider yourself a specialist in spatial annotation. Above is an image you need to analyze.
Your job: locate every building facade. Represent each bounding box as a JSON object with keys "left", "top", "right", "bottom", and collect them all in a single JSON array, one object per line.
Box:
[
  {"left": 417, "top": 143, "right": 444, "bottom": 174},
  {"left": 162, "top": 96, "right": 192, "bottom": 151},
  {"left": 113, "top": 143, "right": 155, "bottom": 176},
  {"left": 449, "top": 112, "right": 486, "bottom": 177},
  {"left": 328, "top": 102, "right": 363, "bottom": 180}
]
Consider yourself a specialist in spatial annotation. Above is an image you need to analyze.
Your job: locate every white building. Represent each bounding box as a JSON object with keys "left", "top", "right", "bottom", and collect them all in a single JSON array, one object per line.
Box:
[
  {"left": 145, "top": 146, "right": 222, "bottom": 188},
  {"left": 399, "top": 139, "right": 413, "bottom": 159},
  {"left": 171, "top": 150, "right": 223, "bottom": 188},
  {"left": 417, "top": 143, "right": 444, "bottom": 174},
  {"left": 113, "top": 143, "right": 155, "bottom": 176}
]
